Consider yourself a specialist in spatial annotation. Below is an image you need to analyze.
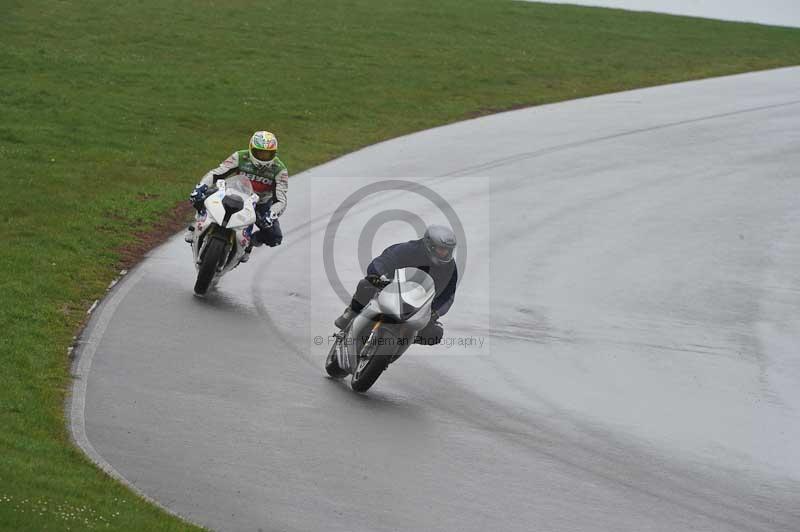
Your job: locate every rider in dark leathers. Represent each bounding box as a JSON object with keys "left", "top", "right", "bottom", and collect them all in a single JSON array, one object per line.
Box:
[{"left": 335, "top": 225, "right": 458, "bottom": 345}]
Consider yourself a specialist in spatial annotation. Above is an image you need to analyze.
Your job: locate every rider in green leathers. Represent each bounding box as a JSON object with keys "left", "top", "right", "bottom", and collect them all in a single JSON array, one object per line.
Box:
[{"left": 186, "top": 131, "right": 289, "bottom": 262}]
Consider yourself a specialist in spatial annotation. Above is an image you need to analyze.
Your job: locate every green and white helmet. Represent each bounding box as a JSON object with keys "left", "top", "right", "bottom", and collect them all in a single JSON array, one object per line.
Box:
[{"left": 249, "top": 131, "right": 278, "bottom": 168}]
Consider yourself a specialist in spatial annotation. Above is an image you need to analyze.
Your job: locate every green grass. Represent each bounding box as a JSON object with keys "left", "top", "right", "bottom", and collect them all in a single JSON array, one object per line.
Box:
[{"left": 1, "top": 0, "right": 798, "bottom": 529}]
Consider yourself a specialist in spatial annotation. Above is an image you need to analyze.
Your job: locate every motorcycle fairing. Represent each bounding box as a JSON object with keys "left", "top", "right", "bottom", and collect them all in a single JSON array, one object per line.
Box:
[
  {"left": 336, "top": 267, "right": 436, "bottom": 373},
  {"left": 190, "top": 177, "right": 258, "bottom": 279}
]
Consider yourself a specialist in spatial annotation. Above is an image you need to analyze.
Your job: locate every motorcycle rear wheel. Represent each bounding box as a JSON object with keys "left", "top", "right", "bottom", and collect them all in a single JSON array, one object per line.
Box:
[{"left": 325, "top": 335, "right": 348, "bottom": 378}]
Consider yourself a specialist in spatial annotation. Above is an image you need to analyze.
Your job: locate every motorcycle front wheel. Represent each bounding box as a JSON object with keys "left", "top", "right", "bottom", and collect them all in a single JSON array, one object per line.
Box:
[
  {"left": 350, "top": 333, "right": 390, "bottom": 393},
  {"left": 194, "top": 236, "right": 226, "bottom": 295}
]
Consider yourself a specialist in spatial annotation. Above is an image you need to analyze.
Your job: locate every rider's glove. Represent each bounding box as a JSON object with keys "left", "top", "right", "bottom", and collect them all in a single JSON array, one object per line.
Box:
[
  {"left": 366, "top": 274, "right": 392, "bottom": 289},
  {"left": 256, "top": 209, "right": 276, "bottom": 229},
  {"left": 189, "top": 184, "right": 209, "bottom": 211}
]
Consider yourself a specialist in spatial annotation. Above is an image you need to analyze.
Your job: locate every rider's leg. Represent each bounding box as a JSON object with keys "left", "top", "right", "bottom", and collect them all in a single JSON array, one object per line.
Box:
[
  {"left": 258, "top": 217, "right": 282, "bottom": 247},
  {"left": 251, "top": 202, "right": 283, "bottom": 248},
  {"left": 335, "top": 278, "right": 378, "bottom": 329}
]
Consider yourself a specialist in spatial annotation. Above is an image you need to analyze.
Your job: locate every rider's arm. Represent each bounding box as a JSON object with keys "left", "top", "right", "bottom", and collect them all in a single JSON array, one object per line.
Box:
[
  {"left": 367, "top": 241, "right": 418, "bottom": 278},
  {"left": 268, "top": 168, "right": 289, "bottom": 217},
  {"left": 199, "top": 152, "right": 240, "bottom": 187},
  {"left": 432, "top": 264, "right": 458, "bottom": 318}
]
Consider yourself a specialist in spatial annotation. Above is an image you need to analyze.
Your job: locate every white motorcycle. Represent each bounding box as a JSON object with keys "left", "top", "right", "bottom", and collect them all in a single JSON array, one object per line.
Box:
[
  {"left": 325, "top": 267, "right": 436, "bottom": 392},
  {"left": 189, "top": 176, "right": 258, "bottom": 295}
]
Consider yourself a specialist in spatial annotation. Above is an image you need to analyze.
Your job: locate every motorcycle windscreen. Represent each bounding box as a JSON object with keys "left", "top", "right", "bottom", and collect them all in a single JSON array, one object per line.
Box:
[
  {"left": 377, "top": 267, "right": 435, "bottom": 321},
  {"left": 224, "top": 175, "right": 254, "bottom": 197},
  {"left": 221, "top": 176, "right": 257, "bottom": 229}
]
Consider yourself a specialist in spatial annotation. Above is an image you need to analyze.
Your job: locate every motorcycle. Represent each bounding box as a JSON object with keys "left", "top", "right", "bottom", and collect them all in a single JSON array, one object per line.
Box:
[
  {"left": 189, "top": 176, "right": 258, "bottom": 295},
  {"left": 325, "top": 267, "right": 436, "bottom": 392}
]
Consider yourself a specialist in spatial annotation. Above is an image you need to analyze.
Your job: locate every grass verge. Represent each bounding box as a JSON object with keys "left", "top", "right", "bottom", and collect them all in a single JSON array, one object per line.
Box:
[{"left": 1, "top": 0, "right": 799, "bottom": 529}]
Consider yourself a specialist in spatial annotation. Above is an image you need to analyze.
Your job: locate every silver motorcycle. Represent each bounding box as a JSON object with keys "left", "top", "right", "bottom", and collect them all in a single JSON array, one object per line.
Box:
[{"left": 325, "top": 267, "right": 435, "bottom": 392}]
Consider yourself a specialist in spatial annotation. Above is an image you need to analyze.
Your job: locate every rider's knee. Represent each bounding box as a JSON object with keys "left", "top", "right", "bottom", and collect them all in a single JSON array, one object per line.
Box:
[{"left": 353, "top": 278, "right": 379, "bottom": 308}]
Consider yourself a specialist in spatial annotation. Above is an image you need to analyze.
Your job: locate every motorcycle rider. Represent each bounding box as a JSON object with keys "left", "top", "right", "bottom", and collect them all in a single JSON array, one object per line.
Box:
[
  {"left": 335, "top": 225, "right": 458, "bottom": 345},
  {"left": 185, "top": 131, "right": 288, "bottom": 262}
]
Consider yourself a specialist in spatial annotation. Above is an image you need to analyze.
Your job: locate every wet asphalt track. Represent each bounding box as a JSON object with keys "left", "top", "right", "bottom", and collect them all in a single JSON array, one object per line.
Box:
[
  {"left": 525, "top": 0, "right": 800, "bottom": 28},
  {"left": 71, "top": 68, "right": 800, "bottom": 531}
]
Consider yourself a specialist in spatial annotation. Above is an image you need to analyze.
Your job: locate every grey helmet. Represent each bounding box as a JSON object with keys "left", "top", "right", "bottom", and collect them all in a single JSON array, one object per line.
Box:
[{"left": 423, "top": 225, "right": 457, "bottom": 265}]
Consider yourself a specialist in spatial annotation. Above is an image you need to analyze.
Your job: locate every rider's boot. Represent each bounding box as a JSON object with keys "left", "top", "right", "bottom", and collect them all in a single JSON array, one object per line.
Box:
[
  {"left": 239, "top": 243, "right": 253, "bottom": 263},
  {"left": 334, "top": 307, "right": 357, "bottom": 330},
  {"left": 183, "top": 224, "right": 195, "bottom": 244}
]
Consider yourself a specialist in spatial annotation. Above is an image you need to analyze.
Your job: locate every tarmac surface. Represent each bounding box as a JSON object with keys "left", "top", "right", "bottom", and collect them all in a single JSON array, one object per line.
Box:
[
  {"left": 525, "top": 0, "right": 800, "bottom": 28},
  {"left": 72, "top": 67, "right": 800, "bottom": 531}
]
